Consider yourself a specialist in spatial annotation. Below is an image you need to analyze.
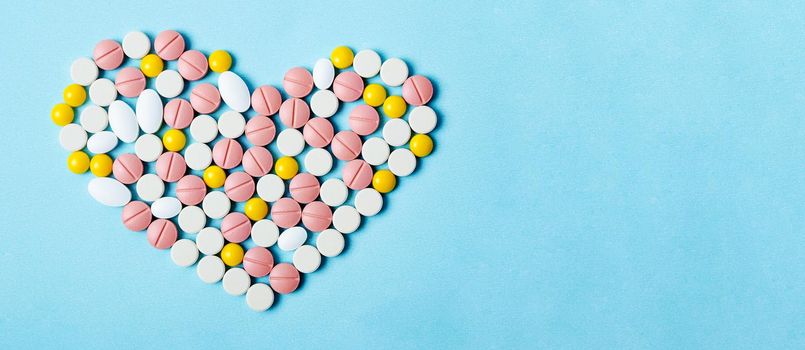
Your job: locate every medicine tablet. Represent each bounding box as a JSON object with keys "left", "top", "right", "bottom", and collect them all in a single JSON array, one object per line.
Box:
[
  {"left": 292, "top": 245, "right": 321, "bottom": 273},
  {"left": 409, "top": 106, "right": 437, "bottom": 134},
  {"left": 122, "top": 31, "right": 150, "bottom": 59},
  {"left": 251, "top": 219, "right": 280, "bottom": 247},
  {"left": 316, "top": 229, "right": 345, "bottom": 257},
  {"left": 89, "top": 78, "right": 117, "bottom": 107},
  {"left": 222, "top": 268, "right": 251, "bottom": 296},
  {"left": 256, "top": 174, "right": 285, "bottom": 202},
  {"left": 184, "top": 143, "right": 213, "bottom": 170},
  {"left": 59, "top": 124, "right": 87, "bottom": 151},
  {"left": 310, "top": 90, "right": 339, "bottom": 118},
  {"left": 353, "top": 49, "right": 382, "bottom": 78},
  {"left": 136, "top": 173, "right": 164, "bottom": 202},
  {"left": 388, "top": 148, "right": 417, "bottom": 176},
  {"left": 79, "top": 105, "right": 108, "bottom": 133},
  {"left": 155, "top": 70, "right": 184, "bottom": 98},
  {"left": 170, "top": 239, "right": 199, "bottom": 267},
  {"left": 196, "top": 227, "right": 225, "bottom": 255},
  {"left": 361, "top": 137, "right": 390, "bottom": 166},
  {"left": 218, "top": 71, "right": 251, "bottom": 113},
  {"left": 304, "top": 148, "right": 333, "bottom": 176},
  {"left": 277, "top": 226, "right": 307, "bottom": 251},
  {"left": 86, "top": 131, "right": 118, "bottom": 154},
  {"left": 108, "top": 100, "right": 139, "bottom": 143},
  {"left": 70, "top": 57, "right": 99, "bottom": 86},
  {"left": 245, "top": 283, "right": 274, "bottom": 312},
  {"left": 355, "top": 188, "right": 383, "bottom": 216},
  {"left": 333, "top": 206, "right": 361, "bottom": 233},
  {"left": 202, "top": 191, "right": 231, "bottom": 219},
  {"left": 178, "top": 205, "right": 206, "bottom": 233},
  {"left": 151, "top": 197, "right": 182, "bottom": 219},
  {"left": 189, "top": 114, "right": 218, "bottom": 143},
  {"left": 134, "top": 134, "right": 163, "bottom": 162},
  {"left": 88, "top": 177, "right": 131, "bottom": 207},
  {"left": 380, "top": 58, "right": 409, "bottom": 86},
  {"left": 277, "top": 129, "right": 305, "bottom": 156},
  {"left": 218, "top": 111, "right": 246, "bottom": 139},
  {"left": 382, "top": 118, "right": 411, "bottom": 147},
  {"left": 135, "top": 89, "right": 163, "bottom": 134},
  {"left": 319, "top": 179, "right": 348, "bottom": 207},
  {"left": 313, "top": 58, "right": 335, "bottom": 90},
  {"left": 197, "top": 255, "right": 225, "bottom": 284}
]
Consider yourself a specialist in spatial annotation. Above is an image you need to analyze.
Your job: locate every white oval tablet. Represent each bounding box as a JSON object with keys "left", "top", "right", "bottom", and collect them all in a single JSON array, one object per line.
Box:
[
  {"left": 196, "top": 227, "right": 225, "bottom": 255},
  {"left": 388, "top": 148, "right": 417, "bottom": 177},
  {"left": 353, "top": 49, "right": 382, "bottom": 78},
  {"left": 320, "top": 179, "right": 348, "bottom": 207},
  {"left": 361, "top": 137, "right": 390, "bottom": 166},
  {"left": 184, "top": 143, "right": 212, "bottom": 171},
  {"left": 151, "top": 197, "right": 182, "bottom": 219},
  {"left": 277, "top": 128, "right": 305, "bottom": 156},
  {"left": 134, "top": 133, "right": 163, "bottom": 162},
  {"left": 70, "top": 57, "right": 98, "bottom": 86},
  {"left": 292, "top": 245, "right": 321, "bottom": 273},
  {"left": 380, "top": 58, "right": 409, "bottom": 86},
  {"left": 122, "top": 31, "right": 150, "bottom": 59},
  {"left": 135, "top": 89, "right": 163, "bottom": 134},
  {"left": 89, "top": 78, "right": 117, "bottom": 107},
  {"left": 86, "top": 131, "right": 118, "bottom": 154},
  {"left": 313, "top": 58, "right": 335, "bottom": 90},
  {"left": 218, "top": 71, "right": 251, "bottom": 112},
  {"left": 59, "top": 124, "right": 87, "bottom": 151},
  {"left": 310, "top": 90, "right": 339, "bottom": 118},
  {"left": 316, "top": 229, "right": 345, "bottom": 257},
  {"left": 88, "top": 177, "right": 131, "bottom": 207},
  {"left": 382, "top": 118, "right": 411, "bottom": 147},
  {"left": 256, "top": 174, "right": 285, "bottom": 202},
  {"left": 304, "top": 148, "right": 333, "bottom": 176},
  {"left": 190, "top": 114, "right": 218, "bottom": 143},
  {"left": 333, "top": 206, "right": 361, "bottom": 234},
  {"left": 217, "top": 110, "right": 246, "bottom": 138},
  {"left": 251, "top": 219, "right": 279, "bottom": 247},
  {"left": 355, "top": 188, "right": 383, "bottom": 217},
  {"left": 170, "top": 239, "right": 199, "bottom": 267},
  {"left": 79, "top": 105, "right": 108, "bottom": 133},
  {"left": 108, "top": 100, "right": 139, "bottom": 143},
  {"left": 178, "top": 205, "right": 206, "bottom": 233},
  {"left": 155, "top": 70, "right": 184, "bottom": 98},
  {"left": 136, "top": 173, "right": 164, "bottom": 202},
  {"left": 197, "top": 255, "right": 225, "bottom": 284},
  {"left": 202, "top": 191, "right": 231, "bottom": 219},
  {"left": 223, "top": 268, "right": 251, "bottom": 296},
  {"left": 245, "top": 283, "right": 274, "bottom": 312},
  {"left": 277, "top": 226, "right": 307, "bottom": 251},
  {"left": 409, "top": 106, "right": 437, "bottom": 134}
]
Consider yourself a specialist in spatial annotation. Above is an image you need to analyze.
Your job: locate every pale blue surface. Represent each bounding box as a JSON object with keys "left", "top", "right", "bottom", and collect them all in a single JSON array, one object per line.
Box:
[{"left": 1, "top": 1, "right": 805, "bottom": 349}]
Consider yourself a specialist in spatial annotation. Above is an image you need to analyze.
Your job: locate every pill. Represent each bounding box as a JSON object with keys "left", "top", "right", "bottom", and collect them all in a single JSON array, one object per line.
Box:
[
  {"left": 283, "top": 67, "right": 314, "bottom": 98},
  {"left": 277, "top": 226, "right": 307, "bottom": 251},
  {"left": 293, "top": 245, "right": 321, "bottom": 273},
  {"left": 196, "top": 227, "right": 225, "bottom": 255},
  {"left": 221, "top": 242, "right": 244, "bottom": 266},
  {"left": 245, "top": 197, "right": 268, "bottom": 221},
  {"left": 90, "top": 154, "right": 113, "bottom": 177},
  {"left": 59, "top": 124, "right": 87, "bottom": 151},
  {"left": 242, "top": 147, "right": 273, "bottom": 177},
  {"left": 189, "top": 114, "right": 218, "bottom": 143},
  {"left": 112, "top": 153, "right": 143, "bottom": 184},
  {"left": 312, "top": 58, "right": 335, "bottom": 90},
  {"left": 135, "top": 89, "right": 163, "bottom": 134},
  {"left": 402, "top": 75, "right": 434, "bottom": 106},
  {"left": 303, "top": 117, "right": 334, "bottom": 148},
  {"left": 203, "top": 165, "right": 226, "bottom": 189},
  {"left": 136, "top": 174, "right": 164, "bottom": 202},
  {"left": 380, "top": 58, "right": 409, "bottom": 86},
  {"left": 67, "top": 151, "right": 90, "bottom": 174},
  {"left": 51, "top": 103, "right": 74, "bottom": 126},
  {"left": 70, "top": 57, "right": 98, "bottom": 86},
  {"left": 134, "top": 134, "right": 163, "bottom": 162},
  {"left": 63, "top": 84, "right": 87, "bottom": 107},
  {"left": 115, "top": 67, "right": 146, "bottom": 98},
  {"left": 289, "top": 173, "right": 320, "bottom": 204},
  {"left": 251, "top": 219, "right": 280, "bottom": 247},
  {"left": 333, "top": 71, "right": 364, "bottom": 102},
  {"left": 333, "top": 206, "right": 361, "bottom": 234},
  {"left": 221, "top": 212, "right": 251, "bottom": 243},
  {"left": 108, "top": 100, "right": 139, "bottom": 143},
  {"left": 363, "top": 83, "right": 386, "bottom": 107},
  {"left": 269, "top": 263, "right": 300, "bottom": 294},
  {"left": 88, "top": 177, "right": 131, "bottom": 206},
  {"left": 276, "top": 129, "right": 305, "bottom": 157},
  {"left": 154, "top": 30, "right": 185, "bottom": 60},
  {"left": 279, "top": 98, "right": 310, "bottom": 129},
  {"left": 122, "top": 31, "right": 150, "bottom": 59},
  {"left": 271, "top": 198, "right": 301, "bottom": 228},
  {"left": 218, "top": 71, "right": 251, "bottom": 112},
  {"left": 79, "top": 105, "right": 108, "bottom": 133},
  {"left": 93, "top": 39, "right": 124, "bottom": 70},
  {"left": 147, "top": 219, "right": 178, "bottom": 249},
  {"left": 151, "top": 196, "right": 182, "bottom": 219},
  {"left": 251, "top": 85, "right": 282, "bottom": 116},
  {"left": 408, "top": 106, "right": 437, "bottom": 133},
  {"left": 410, "top": 134, "right": 434, "bottom": 157},
  {"left": 184, "top": 143, "right": 213, "bottom": 171},
  {"left": 212, "top": 138, "right": 243, "bottom": 169},
  {"left": 301, "top": 201, "right": 332, "bottom": 232},
  {"left": 330, "top": 46, "right": 354, "bottom": 69},
  {"left": 163, "top": 98, "right": 193, "bottom": 129},
  {"left": 155, "top": 70, "right": 184, "bottom": 98},
  {"left": 355, "top": 188, "right": 383, "bottom": 216},
  {"left": 330, "top": 130, "right": 362, "bottom": 161},
  {"left": 316, "top": 229, "right": 345, "bottom": 257},
  {"left": 162, "top": 128, "right": 186, "bottom": 152},
  {"left": 319, "top": 179, "right": 348, "bottom": 207},
  {"left": 304, "top": 148, "right": 333, "bottom": 177},
  {"left": 349, "top": 104, "right": 380, "bottom": 136},
  {"left": 382, "top": 118, "right": 411, "bottom": 147},
  {"left": 222, "top": 268, "right": 251, "bottom": 296},
  {"left": 274, "top": 156, "right": 299, "bottom": 180},
  {"left": 140, "top": 54, "right": 164, "bottom": 78},
  {"left": 256, "top": 174, "right": 285, "bottom": 202},
  {"left": 244, "top": 115, "right": 276, "bottom": 146},
  {"left": 89, "top": 78, "right": 117, "bottom": 107},
  {"left": 208, "top": 50, "right": 232, "bottom": 73},
  {"left": 243, "top": 247, "right": 274, "bottom": 277},
  {"left": 224, "top": 172, "right": 255, "bottom": 202},
  {"left": 86, "top": 131, "right": 118, "bottom": 154},
  {"left": 202, "top": 191, "right": 231, "bottom": 219},
  {"left": 361, "top": 137, "right": 390, "bottom": 166},
  {"left": 197, "top": 255, "right": 225, "bottom": 283},
  {"left": 310, "top": 89, "right": 339, "bottom": 118},
  {"left": 374, "top": 170, "right": 397, "bottom": 194},
  {"left": 246, "top": 283, "right": 274, "bottom": 312},
  {"left": 155, "top": 152, "right": 186, "bottom": 182},
  {"left": 353, "top": 49, "right": 382, "bottom": 78},
  {"left": 177, "top": 205, "right": 206, "bottom": 234},
  {"left": 342, "top": 159, "right": 373, "bottom": 190},
  {"left": 175, "top": 175, "right": 206, "bottom": 205},
  {"left": 170, "top": 239, "right": 199, "bottom": 267},
  {"left": 382, "top": 95, "right": 407, "bottom": 118},
  {"left": 121, "top": 201, "right": 152, "bottom": 231},
  {"left": 190, "top": 83, "right": 221, "bottom": 114},
  {"left": 178, "top": 50, "right": 208, "bottom": 81},
  {"left": 387, "top": 148, "right": 417, "bottom": 177},
  {"left": 218, "top": 110, "right": 246, "bottom": 138}
]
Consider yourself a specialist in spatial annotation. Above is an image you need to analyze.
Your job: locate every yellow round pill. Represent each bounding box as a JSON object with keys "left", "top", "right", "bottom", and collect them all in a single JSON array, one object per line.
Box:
[
  {"left": 275, "top": 156, "right": 299, "bottom": 180},
  {"left": 162, "top": 129, "right": 186, "bottom": 152},
  {"left": 140, "top": 54, "right": 164, "bottom": 78},
  {"left": 209, "top": 50, "right": 232, "bottom": 73},
  {"left": 330, "top": 46, "right": 354, "bottom": 69},
  {"left": 90, "top": 154, "right": 113, "bottom": 177},
  {"left": 203, "top": 165, "right": 226, "bottom": 188},
  {"left": 63, "top": 84, "right": 86, "bottom": 107},
  {"left": 383, "top": 95, "right": 407, "bottom": 118},
  {"left": 244, "top": 197, "right": 269, "bottom": 221},
  {"left": 372, "top": 169, "right": 397, "bottom": 193},
  {"left": 51, "top": 103, "right": 74, "bottom": 126},
  {"left": 67, "top": 151, "right": 90, "bottom": 174},
  {"left": 410, "top": 134, "right": 434, "bottom": 157},
  {"left": 363, "top": 84, "right": 387, "bottom": 107},
  {"left": 220, "top": 243, "right": 244, "bottom": 267}
]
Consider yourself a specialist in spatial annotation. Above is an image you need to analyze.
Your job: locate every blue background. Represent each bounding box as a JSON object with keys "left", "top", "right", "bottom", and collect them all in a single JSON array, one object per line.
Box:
[{"left": 1, "top": 1, "right": 804, "bottom": 349}]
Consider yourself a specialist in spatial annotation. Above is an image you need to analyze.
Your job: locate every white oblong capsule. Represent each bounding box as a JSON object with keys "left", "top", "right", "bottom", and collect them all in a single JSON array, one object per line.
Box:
[
  {"left": 312, "top": 58, "right": 334, "bottom": 90},
  {"left": 136, "top": 89, "right": 163, "bottom": 134},
  {"left": 218, "top": 71, "right": 250, "bottom": 112},
  {"left": 88, "top": 178, "right": 131, "bottom": 207},
  {"left": 108, "top": 100, "right": 139, "bottom": 143},
  {"left": 86, "top": 131, "right": 119, "bottom": 154}
]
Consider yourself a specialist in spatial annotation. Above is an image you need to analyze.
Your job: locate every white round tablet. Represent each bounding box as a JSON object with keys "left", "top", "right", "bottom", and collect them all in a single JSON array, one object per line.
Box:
[
  {"left": 197, "top": 255, "right": 225, "bottom": 284},
  {"left": 409, "top": 106, "right": 437, "bottom": 134},
  {"left": 59, "top": 124, "right": 87, "bottom": 151},
  {"left": 89, "top": 78, "right": 117, "bottom": 107},
  {"left": 313, "top": 58, "right": 335, "bottom": 90},
  {"left": 222, "top": 268, "right": 251, "bottom": 296},
  {"left": 388, "top": 148, "right": 417, "bottom": 177},
  {"left": 122, "top": 31, "right": 150, "bottom": 59},
  {"left": 70, "top": 57, "right": 98, "bottom": 86},
  {"left": 178, "top": 205, "right": 206, "bottom": 233},
  {"left": 136, "top": 174, "right": 164, "bottom": 202},
  {"left": 134, "top": 133, "right": 163, "bottom": 162},
  {"left": 217, "top": 110, "right": 246, "bottom": 138},
  {"left": 383, "top": 118, "right": 411, "bottom": 147},
  {"left": 277, "top": 226, "right": 307, "bottom": 251},
  {"left": 316, "top": 229, "right": 345, "bottom": 257},
  {"left": 196, "top": 227, "right": 225, "bottom": 255},
  {"left": 361, "top": 137, "right": 390, "bottom": 166},
  {"left": 86, "top": 131, "right": 118, "bottom": 154},
  {"left": 184, "top": 143, "right": 212, "bottom": 171},
  {"left": 293, "top": 245, "right": 321, "bottom": 273},
  {"left": 245, "top": 283, "right": 274, "bottom": 312},
  {"left": 189, "top": 114, "right": 218, "bottom": 143},
  {"left": 310, "top": 89, "right": 339, "bottom": 118},
  {"left": 353, "top": 49, "right": 382, "bottom": 78},
  {"left": 170, "top": 239, "right": 199, "bottom": 267},
  {"left": 202, "top": 191, "right": 231, "bottom": 219},
  {"left": 155, "top": 70, "right": 184, "bottom": 98},
  {"left": 333, "top": 206, "right": 361, "bottom": 234},
  {"left": 256, "top": 174, "right": 285, "bottom": 202},
  {"left": 79, "top": 105, "right": 108, "bottom": 133},
  {"left": 277, "top": 129, "right": 305, "bottom": 156},
  {"left": 251, "top": 219, "right": 280, "bottom": 247},
  {"left": 304, "top": 148, "right": 333, "bottom": 176},
  {"left": 380, "top": 58, "right": 409, "bottom": 86},
  {"left": 151, "top": 197, "right": 181, "bottom": 219},
  {"left": 355, "top": 188, "right": 383, "bottom": 216},
  {"left": 320, "top": 179, "right": 348, "bottom": 207}
]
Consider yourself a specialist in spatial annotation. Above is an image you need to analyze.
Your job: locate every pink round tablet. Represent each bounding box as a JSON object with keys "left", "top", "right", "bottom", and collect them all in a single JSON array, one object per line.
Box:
[
  {"left": 331, "top": 131, "right": 363, "bottom": 161},
  {"left": 114, "top": 67, "right": 146, "bottom": 98},
  {"left": 349, "top": 104, "right": 380, "bottom": 136},
  {"left": 112, "top": 153, "right": 143, "bottom": 184},
  {"left": 221, "top": 212, "right": 251, "bottom": 243},
  {"left": 402, "top": 75, "right": 434, "bottom": 106},
  {"left": 224, "top": 171, "right": 255, "bottom": 202},
  {"left": 155, "top": 152, "right": 187, "bottom": 182},
  {"left": 251, "top": 85, "right": 282, "bottom": 116},
  {"left": 289, "top": 173, "right": 320, "bottom": 204},
  {"left": 190, "top": 83, "right": 221, "bottom": 114},
  {"left": 93, "top": 39, "right": 124, "bottom": 71},
  {"left": 163, "top": 98, "right": 194, "bottom": 129},
  {"left": 212, "top": 138, "right": 244, "bottom": 169},
  {"left": 154, "top": 30, "right": 185, "bottom": 60},
  {"left": 244, "top": 116, "right": 276, "bottom": 146},
  {"left": 279, "top": 98, "right": 310, "bottom": 129},
  {"left": 147, "top": 219, "right": 178, "bottom": 249},
  {"left": 242, "top": 147, "right": 273, "bottom": 177},
  {"left": 178, "top": 50, "right": 208, "bottom": 81},
  {"left": 343, "top": 159, "right": 373, "bottom": 190},
  {"left": 303, "top": 117, "right": 334, "bottom": 148},
  {"left": 282, "top": 67, "right": 314, "bottom": 98},
  {"left": 243, "top": 247, "right": 274, "bottom": 277},
  {"left": 175, "top": 175, "right": 206, "bottom": 205},
  {"left": 269, "top": 263, "right": 300, "bottom": 294},
  {"left": 121, "top": 201, "right": 152, "bottom": 231},
  {"left": 333, "top": 71, "right": 364, "bottom": 102},
  {"left": 270, "top": 198, "right": 302, "bottom": 228},
  {"left": 301, "top": 201, "right": 333, "bottom": 232}
]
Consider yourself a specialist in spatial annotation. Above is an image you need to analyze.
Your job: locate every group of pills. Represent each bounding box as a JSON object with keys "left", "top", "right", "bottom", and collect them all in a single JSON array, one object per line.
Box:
[{"left": 52, "top": 30, "right": 437, "bottom": 312}]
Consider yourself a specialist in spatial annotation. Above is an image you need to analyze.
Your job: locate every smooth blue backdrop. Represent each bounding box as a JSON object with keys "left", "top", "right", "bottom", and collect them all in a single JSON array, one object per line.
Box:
[{"left": 1, "top": 1, "right": 804, "bottom": 349}]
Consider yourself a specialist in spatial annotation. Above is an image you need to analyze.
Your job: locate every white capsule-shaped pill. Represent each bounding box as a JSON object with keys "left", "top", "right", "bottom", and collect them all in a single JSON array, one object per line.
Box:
[
  {"left": 151, "top": 197, "right": 182, "bottom": 219},
  {"left": 277, "top": 226, "right": 307, "bottom": 251},
  {"left": 88, "top": 178, "right": 131, "bottom": 207},
  {"left": 86, "top": 131, "right": 119, "bottom": 154},
  {"left": 135, "top": 89, "right": 163, "bottom": 134},
  {"left": 218, "top": 71, "right": 250, "bottom": 112},
  {"left": 313, "top": 58, "right": 334, "bottom": 90},
  {"left": 108, "top": 100, "right": 139, "bottom": 143}
]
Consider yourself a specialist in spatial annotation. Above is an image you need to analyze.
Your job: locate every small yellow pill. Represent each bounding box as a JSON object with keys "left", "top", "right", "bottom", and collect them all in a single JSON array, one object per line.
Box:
[
  {"left": 275, "top": 156, "right": 299, "bottom": 180},
  {"left": 363, "top": 84, "right": 387, "bottom": 107},
  {"left": 140, "top": 54, "right": 164, "bottom": 78},
  {"left": 67, "top": 151, "right": 90, "bottom": 174},
  {"left": 372, "top": 169, "right": 397, "bottom": 193},
  {"left": 220, "top": 243, "right": 244, "bottom": 267},
  {"left": 63, "top": 84, "right": 86, "bottom": 107},
  {"left": 162, "top": 129, "right": 186, "bottom": 152},
  {"left": 203, "top": 165, "right": 227, "bottom": 188},
  {"left": 244, "top": 197, "right": 269, "bottom": 221},
  {"left": 409, "top": 134, "right": 434, "bottom": 157},
  {"left": 330, "top": 46, "right": 354, "bottom": 69},
  {"left": 51, "top": 103, "right": 74, "bottom": 126},
  {"left": 383, "top": 95, "right": 407, "bottom": 118},
  {"left": 209, "top": 50, "right": 232, "bottom": 73},
  {"left": 90, "top": 154, "right": 113, "bottom": 177}
]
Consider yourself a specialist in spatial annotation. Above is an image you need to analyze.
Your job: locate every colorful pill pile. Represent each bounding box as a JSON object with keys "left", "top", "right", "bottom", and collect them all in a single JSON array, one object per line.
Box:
[{"left": 52, "top": 31, "right": 438, "bottom": 312}]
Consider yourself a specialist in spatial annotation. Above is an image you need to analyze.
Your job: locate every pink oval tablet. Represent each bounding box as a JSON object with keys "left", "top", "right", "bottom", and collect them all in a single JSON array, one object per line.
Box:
[
  {"left": 243, "top": 247, "right": 274, "bottom": 277},
  {"left": 154, "top": 30, "right": 185, "bottom": 60},
  {"left": 175, "top": 175, "right": 206, "bottom": 205},
  {"left": 242, "top": 147, "right": 273, "bottom": 177},
  {"left": 333, "top": 71, "right": 364, "bottom": 102},
  {"left": 402, "top": 75, "right": 434, "bottom": 106},
  {"left": 190, "top": 83, "right": 221, "bottom": 114},
  {"left": 349, "top": 104, "right": 380, "bottom": 136},
  {"left": 269, "top": 263, "right": 300, "bottom": 294},
  {"left": 121, "top": 201, "right": 152, "bottom": 231},
  {"left": 221, "top": 212, "right": 251, "bottom": 243},
  {"left": 251, "top": 85, "right": 282, "bottom": 116},
  {"left": 289, "top": 173, "right": 320, "bottom": 204},
  {"left": 343, "top": 159, "right": 373, "bottom": 190},
  {"left": 112, "top": 153, "right": 144, "bottom": 184},
  {"left": 93, "top": 39, "right": 124, "bottom": 71},
  {"left": 147, "top": 219, "right": 178, "bottom": 249},
  {"left": 224, "top": 171, "right": 255, "bottom": 202},
  {"left": 164, "top": 98, "right": 194, "bottom": 129},
  {"left": 212, "top": 138, "right": 244, "bottom": 169},
  {"left": 331, "top": 131, "right": 363, "bottom": 161},
  {"left": 270, "top": 198, "right": 302, "bottom": 228},
  {"left": 115, "top": 67, "right": 146, "bottom": 98},
  {"left": 303, "top": 117, "right": 334, "bottom": 148},
  {"left": 282, "top": 67, "right": 314, "bottom": 98},
  {"left": 178, "top": 50, "right": 208, "bottom": 81},
  {"left": 155, "top": 152, "right": 187, "bottom": 182},
  {"left": 302, "top": 201, "right": 333, "bottom": 232},
  {"left": 279, "top": 98, "right": 310, "bottom": 129},
  {"left": 244, "top": 116, "right": 276, "bottom": 146}
]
